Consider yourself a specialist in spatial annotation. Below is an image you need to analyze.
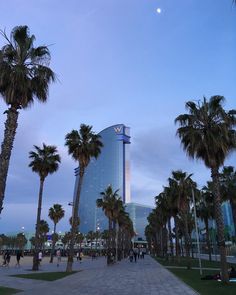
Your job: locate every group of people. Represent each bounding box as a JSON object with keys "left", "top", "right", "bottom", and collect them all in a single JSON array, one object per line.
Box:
[
  {"left": 76, "top": 251, "right": 83, "bottom": 263},
  {"left": 1, "top": 250, "right": 23, "bottom": 267},
  {"left": 201, "top": 266, "right": 236, "bottom": 281},
  {"left": 129, "top": 247, "right": 145, "bottom": 262}
]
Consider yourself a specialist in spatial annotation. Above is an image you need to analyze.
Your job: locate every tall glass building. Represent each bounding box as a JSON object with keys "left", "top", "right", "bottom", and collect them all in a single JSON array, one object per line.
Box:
[{"left": 74, "top": 124, "right": 131, "bottom": 233}]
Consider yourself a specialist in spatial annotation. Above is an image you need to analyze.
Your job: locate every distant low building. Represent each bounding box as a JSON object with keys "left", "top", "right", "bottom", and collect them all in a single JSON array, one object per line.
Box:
[{"left": 125, "top": 202, "right": 154, "bottom": 241}]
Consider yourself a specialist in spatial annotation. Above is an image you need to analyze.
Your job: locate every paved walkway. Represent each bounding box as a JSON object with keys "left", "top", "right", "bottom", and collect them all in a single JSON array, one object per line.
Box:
[{"left": 0, "top": 255, "right": 198, "bottom": 295}]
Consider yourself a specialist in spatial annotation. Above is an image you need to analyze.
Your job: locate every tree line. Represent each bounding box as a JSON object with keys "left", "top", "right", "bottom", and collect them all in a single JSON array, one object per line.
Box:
[
  {"left": 0, "top": 26, "right": 134, "bottom": 272},
  {"left": 146, "top": 97, "right": 236, "bottom": 283}
]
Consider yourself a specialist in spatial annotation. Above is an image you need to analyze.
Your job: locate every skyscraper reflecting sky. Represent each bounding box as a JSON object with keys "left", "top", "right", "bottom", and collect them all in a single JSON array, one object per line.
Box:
[{"left": 75, "top": 124, "right": 131, "bottom": 233}]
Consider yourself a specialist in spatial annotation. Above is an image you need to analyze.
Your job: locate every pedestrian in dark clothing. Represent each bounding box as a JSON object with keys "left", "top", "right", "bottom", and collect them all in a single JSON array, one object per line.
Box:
[
  {"left": 16, "top": 251, "right": 23, "bottom": 267},
  {"left": 134, "top": 248, "right": 138, "bottom": 263},
  {"left": 3, "top": 251, "right": 11, "bottom": 267},
  {"left": 129, "top": 249, "right": 134, "bottom": 262}
]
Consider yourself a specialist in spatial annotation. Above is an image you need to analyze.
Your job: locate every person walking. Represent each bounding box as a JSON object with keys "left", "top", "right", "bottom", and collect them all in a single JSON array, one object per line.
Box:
[
  {"left": 129, "top": 249, "right": 134, "bottom": 262},
  {"left": 56, "top": 249, "right": 61, "bottom": 267},
  {"left": 6, "top": 251, "right": 11, "bottom": 267},
  {"left": 15, "top": 250, "right": 23, "bottom": 268},
  {"left": 38, "top": 251, "right": 43, "bottom": 266},
  {"left": 134, "top": 247, "right": 138, "bottom": 263},
  {"left": 139, "top": 249, "right": 143, "bottom": 259},
  {"left": 2, "top": 250, "right": 10, "bottom": 267}
]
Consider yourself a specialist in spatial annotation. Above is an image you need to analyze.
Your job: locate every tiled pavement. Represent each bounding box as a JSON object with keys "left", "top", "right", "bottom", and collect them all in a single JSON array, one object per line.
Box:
[{"left": 0, "top": 255, "right": 198, "bottom": 295}]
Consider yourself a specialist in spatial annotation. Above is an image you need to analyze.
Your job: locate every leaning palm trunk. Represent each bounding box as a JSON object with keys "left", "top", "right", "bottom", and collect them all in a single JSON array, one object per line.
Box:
[
  {"left": 66, "top": 169, "right": 84, "bottom": 272},
  {"left": 211, "top": 168, "right": 229, "bottom": 283},
  {"left": 167, "top": 217, "right": 174, "bottom": 260},
  {"left": 32, "top": 178, "right": 44, "bottom": 270},
  {"left": 50, "top": 223, "right": 57, "bottom": 263},
  {"left": 205, "top": 218, "right": 212, "bottom": 262},
  {"left": 0, "top": 106, "right": 19, "bottom": 215}
]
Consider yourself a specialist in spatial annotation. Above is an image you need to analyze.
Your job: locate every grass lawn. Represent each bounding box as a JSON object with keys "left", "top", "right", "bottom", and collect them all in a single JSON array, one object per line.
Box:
[
  {"left": 155, "top": 256, "right": 236, "bottom": 269},
  {"left": 169, "top": 269, "right": 236, "bottom": 295},
  {"left": 11, "top": 271, "right": 78, "bottom": 281},
  {"left": 0, "top": 286, "right": 21, "bottom": 294},
  {"left": 154, "top": 256, "right": 236, "bottom": 295}
]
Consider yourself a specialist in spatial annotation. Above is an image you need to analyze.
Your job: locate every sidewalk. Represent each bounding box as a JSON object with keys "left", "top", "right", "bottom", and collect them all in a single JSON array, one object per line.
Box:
[{"left": 0, "top": 255, "right": 198, "bottom": 295}]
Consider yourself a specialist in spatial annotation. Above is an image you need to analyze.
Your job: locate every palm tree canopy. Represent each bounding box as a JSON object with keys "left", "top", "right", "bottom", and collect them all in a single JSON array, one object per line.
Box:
[
  {"left": 0, "top": 26, "right": 55, "bottom": 109},
  {"left": 29, "top": 143, "right": 60, "bottom": 180},
  {"left": 220, "top": 166, "right": 236, "bottom": 204},
  {"left": 97, "top": 185, "right": 121, "bottom": 221},
  {"left": 196, "top": 189, "right": 214, "bottom": 222},
  {"left": 39, "top": 219, "right": 49, "bottom": 235},
  {"left": 175, "top": 96, "right": 236, "bottom": 169},
  {"left": 65, "top": 124, "right": 103, "bottom": 169},
  {"left": 48, "top": 204, "right": 65, "bottom": 225},
  {"left": 170, "top": 170, "right": 195, "bottom": 211}
]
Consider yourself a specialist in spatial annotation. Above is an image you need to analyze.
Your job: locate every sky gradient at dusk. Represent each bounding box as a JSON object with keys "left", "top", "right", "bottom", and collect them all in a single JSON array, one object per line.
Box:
[{"left": 0, "top": 0, "right": 235, "bottom": 233}]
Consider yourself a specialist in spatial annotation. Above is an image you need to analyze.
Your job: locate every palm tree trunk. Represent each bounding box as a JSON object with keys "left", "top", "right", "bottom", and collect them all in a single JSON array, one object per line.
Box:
[
  {"left": 107, "top": 218, "right": 112, "bottom": 264},
  {"left": 174, "top": 216, "right": 180, "bottom": 262},
  {"left": 66, "top": 168, "right": 84, "bottom": 272},
  {"left": 183, "top": 214, "right": 191, "bottom": 269},
  {"left": 160, "top": 228, "right": 163, "bottom": 256},
  {"left": 211, "top": 167, "right": 229, "bottom": 283},
  {"left": 115, "top": 220, "right": 119, "bottom": 262},
  {"left": 0, "top": 106, "right": 19, "bottom": 215},
  {"left": 167, "top": 217, "right": 174, "bottom": 260},
  {"left": 32, "top": 178, "right": 44, "bottom": 271},
  {"left": 205, "top": 218, "right": 212, "bottom": 262},
  {"left": 50, "top": 223, "right": 57, "bottom": 263},
  {"left": 190, "top": 238, "right": 194, "bottom": 258}
]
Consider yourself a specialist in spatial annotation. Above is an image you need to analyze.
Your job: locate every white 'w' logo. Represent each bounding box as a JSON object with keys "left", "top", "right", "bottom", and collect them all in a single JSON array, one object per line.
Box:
[{"left": 114, "top": 126, "right": 123, "bottom": 133}]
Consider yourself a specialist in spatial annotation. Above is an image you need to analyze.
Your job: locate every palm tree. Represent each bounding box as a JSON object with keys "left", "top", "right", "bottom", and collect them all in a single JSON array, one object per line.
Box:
[
  {"left": 61, "top": 232, "right": 72, "bottom": 252},
  {"left": 147, "top": 209, "right": 164, "bottom": 256},
  {"left": 196, "top": 188, "right": 214, "bottom": 261},
  {"left": 116, "top": 209, "right": 134, "bottom": 259},
  {"left": 0, "top": 26, "right": 55, "bottom": 215},
  {"left": 175, "top": 95, "right": 236, "bottom": 282},
  {"left": 167, "top": 177, "right": 181, "bottom": 261},
  {"left": 158, "top": 189, "right": 178, "bottom": 260},
  {"left": 97, "top": 185, "right": 120, "bottom": 264},
  {"left": 171, "top": 170, "right": 194, "bottom": 269},
  {"left": 112, "top": 198, "right": 124, "bottom": 262},
  {"left": 38, "top": 219, "right": 49, "bottom": 250},
  {"left": 48, "top": 204, "right": 65, "bottom": 263},
  {"left": 29, "top": 143, "right": 60, "bottom": 271},
  {"left": 65, "top": 124, "right": 103, "bottom": 272}
]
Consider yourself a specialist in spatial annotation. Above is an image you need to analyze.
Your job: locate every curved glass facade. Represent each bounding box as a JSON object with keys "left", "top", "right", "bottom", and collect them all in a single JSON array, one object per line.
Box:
[{"left": 74, "top": 124, "right": 131, "bottom": 233}]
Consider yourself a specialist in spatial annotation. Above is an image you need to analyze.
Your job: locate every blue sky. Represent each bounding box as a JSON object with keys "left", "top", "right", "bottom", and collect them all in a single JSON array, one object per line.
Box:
[{"left": 0, "top": 0, "right": 235, "bottom": 233}]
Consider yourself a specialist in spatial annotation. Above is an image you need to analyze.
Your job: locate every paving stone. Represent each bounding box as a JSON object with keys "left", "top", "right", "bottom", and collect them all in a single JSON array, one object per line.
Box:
[{"left": 0, "top": 255, "right": 198, "bottom": 295}]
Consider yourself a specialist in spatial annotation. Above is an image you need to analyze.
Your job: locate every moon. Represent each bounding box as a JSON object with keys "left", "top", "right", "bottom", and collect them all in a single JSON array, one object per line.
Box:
[{"left": 156, "top": 8, "right": 161, "bottom": 14}]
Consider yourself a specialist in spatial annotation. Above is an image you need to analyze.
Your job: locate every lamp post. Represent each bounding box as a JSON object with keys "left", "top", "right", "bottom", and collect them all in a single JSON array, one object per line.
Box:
[{"left": 192, "top": 188, "right": 202, "bottom": 275}]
